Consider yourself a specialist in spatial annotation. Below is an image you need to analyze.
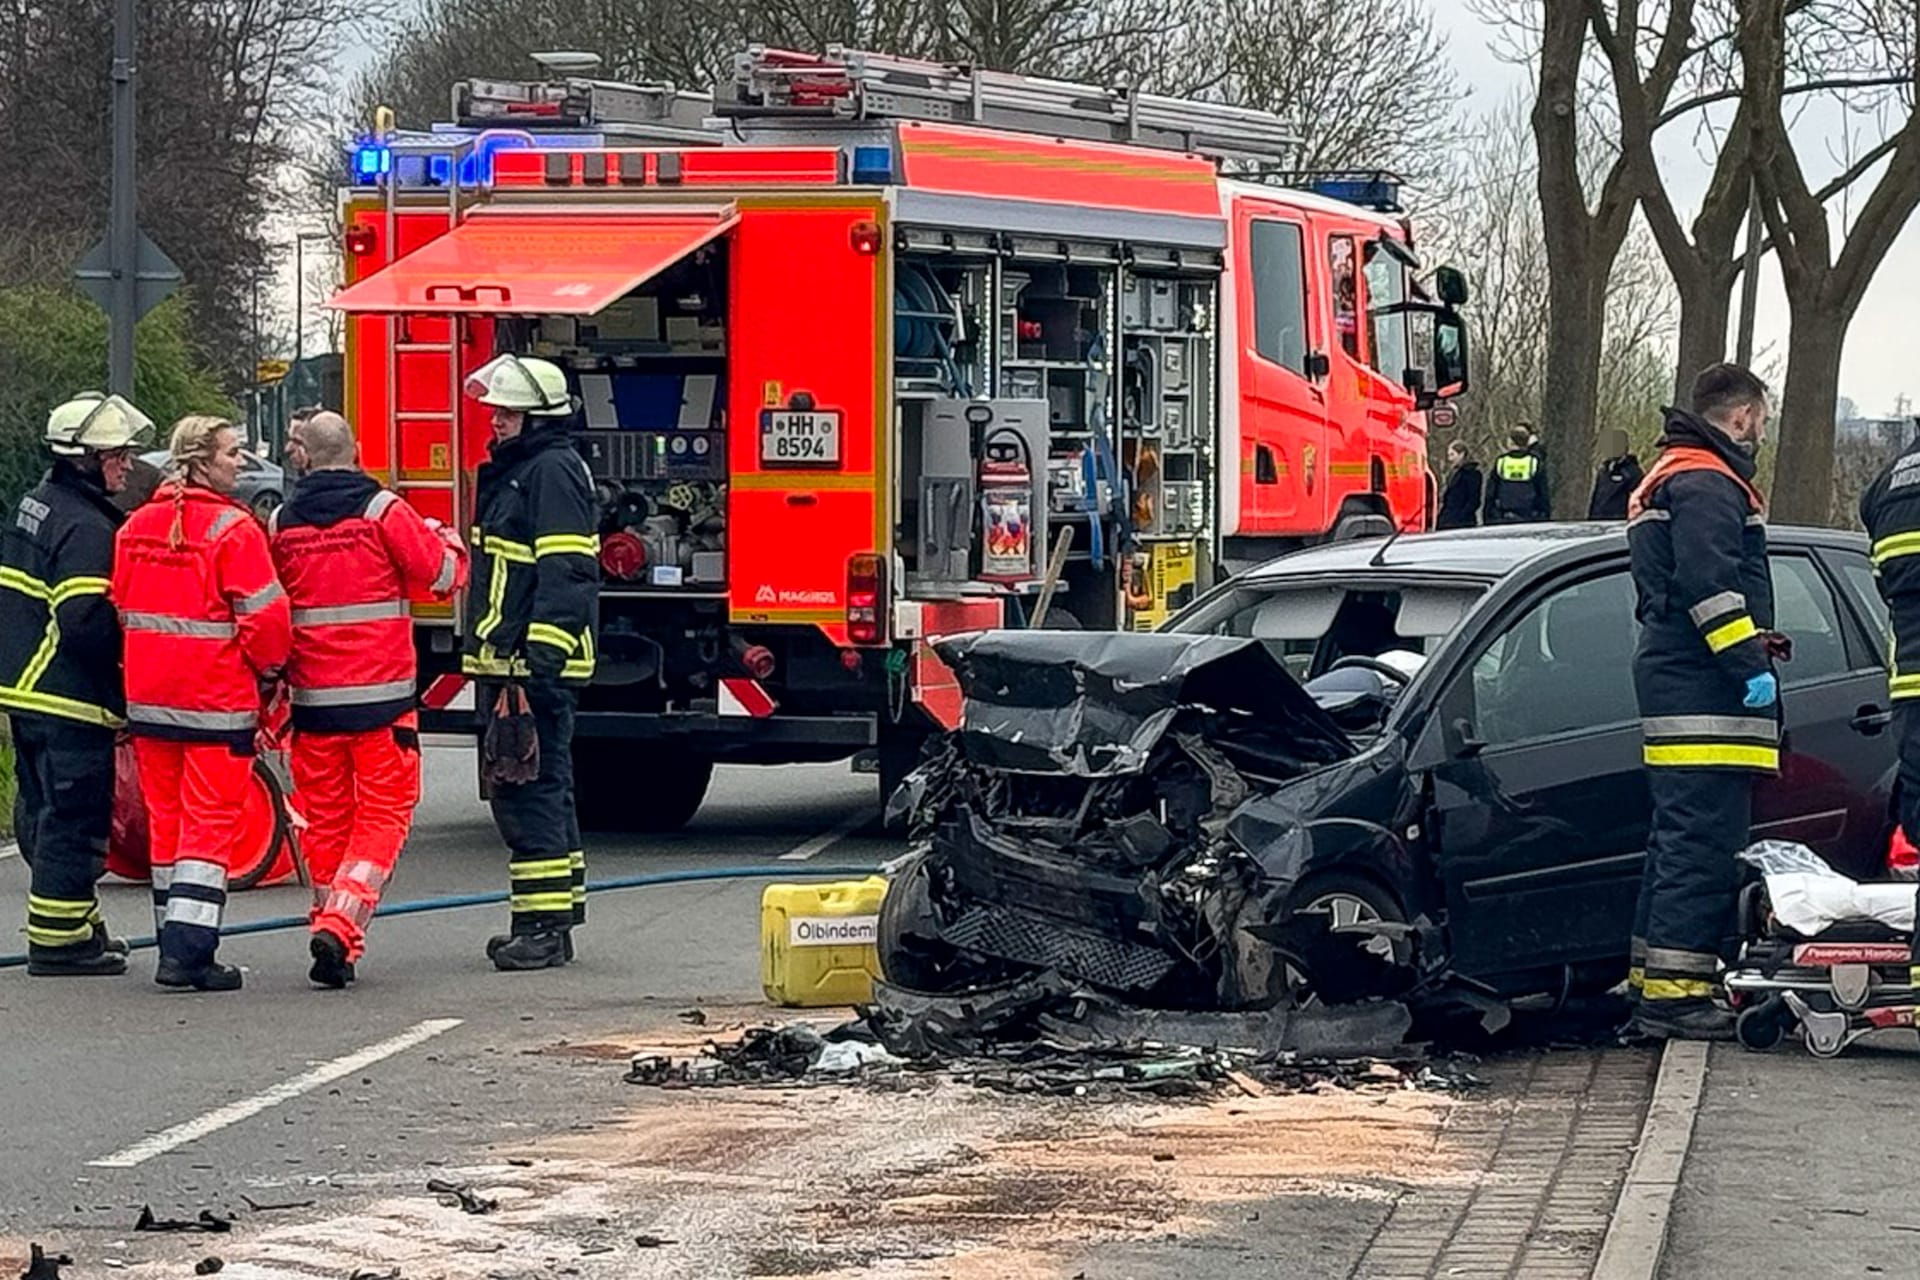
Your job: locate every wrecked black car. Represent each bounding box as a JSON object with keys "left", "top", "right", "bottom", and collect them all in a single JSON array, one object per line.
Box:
[{"left": 882, "top": 524, "right": 1898, "bottom": 1010}]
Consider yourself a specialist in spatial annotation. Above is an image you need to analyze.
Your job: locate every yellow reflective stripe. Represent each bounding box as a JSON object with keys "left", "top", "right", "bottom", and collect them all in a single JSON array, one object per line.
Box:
[
  {"left": 28, "top": 895, "right": 95, "bottom": 919},
  {"left": 27, "top": 924, "right": 94, "bottom": 946},
  {"left": 1704, "top": 615, "right": 1757, "bottom": 653},
  {"left": 1627, "top": 966, "right": 1645, "bottom": 991},
  {"left": 462, "top": 651, "right": 529, "bottom": 678},
  {"left": 1641, "top": 977, "right": 1716, "bottom": 1000},
  {"left": 526, "top": 622, "right": 578, "bottom": 653},
  {"left": 18, "top": 618, "right": 58, "bottom": 692},
  {"left": 0, "top": 566, "right": 49, "bottom": 599},
  {"left": 50, "top": 576, "right": 110, "bottom": 605},
  {"left": 512, "top": 857, "right": 575, "bottom": 880},
  {"left": 1871, "top": 532, "right": 1920, "bottom": 566},
  {"left": 1644, "top": 743, "right": 1780, "bottom": 769},
  {"left": 533, "top": 533, "right": 600, "bottom": 558},
  {"left": 475, "top": 550, "right": 510, "bottom": 641},
  {"left": 511, "top": 892, "right": 576, "bottom": 913},
  {"left": 482, "top": 536, "right": 535, "bottom": 564},
  {"left": 1891, "top": 672, "right": 1920, "bottom": 700},
  {"left": 562, "top": 629, "right": 596, "bottom": 679},
  {"left": 0, "top": 685, "right": 122, "bottom": 727}
]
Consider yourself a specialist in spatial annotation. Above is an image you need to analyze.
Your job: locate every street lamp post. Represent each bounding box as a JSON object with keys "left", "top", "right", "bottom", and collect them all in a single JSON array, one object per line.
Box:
[{"left": 292, "top": 231, "right": 333, "bottom": 381}]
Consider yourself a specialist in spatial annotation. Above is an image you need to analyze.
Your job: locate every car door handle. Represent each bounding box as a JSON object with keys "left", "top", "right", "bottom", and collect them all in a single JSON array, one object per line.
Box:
[{"left": 1850, "top": 706, "right": 1892, "bottom": 736}]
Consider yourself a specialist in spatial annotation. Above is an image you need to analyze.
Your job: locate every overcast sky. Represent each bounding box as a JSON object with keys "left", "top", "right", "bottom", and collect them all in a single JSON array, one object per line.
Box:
[{"left": 327, "top": 7, "right": 1915, "bottom": 418}]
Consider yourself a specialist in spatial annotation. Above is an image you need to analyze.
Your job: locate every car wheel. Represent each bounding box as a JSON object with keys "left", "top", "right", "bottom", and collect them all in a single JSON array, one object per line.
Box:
[
  {"left": 251, "top": 490, "right": 283, "bottom": 519},
  {"left": 1280, "top": 871, "right": 1411, "bottom": 1006},
  {"left": 877, "top": 853, "right": 1019, "bottom": 993}
]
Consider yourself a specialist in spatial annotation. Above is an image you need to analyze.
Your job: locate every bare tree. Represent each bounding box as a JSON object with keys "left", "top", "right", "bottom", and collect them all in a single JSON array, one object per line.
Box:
[{"left": 1740, "top": 0, "right": 1920, "bottom": 523}]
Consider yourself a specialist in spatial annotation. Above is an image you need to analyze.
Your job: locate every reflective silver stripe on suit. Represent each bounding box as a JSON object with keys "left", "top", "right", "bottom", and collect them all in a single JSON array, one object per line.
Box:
[
  {"left": 1687, "top": 591, "right": 1746, "bottom": 627},
  {"left": 290, "top": 679, "right": 416, "bottom": 707},
  {"left": 170, "top": 859, "right": 228, "bottom": 891},
  {"left": 125, "top": 704, "right": 256, "bottom": 731},
  {"left": 337, "top": 860, "right": 391, "bottom": 894},
  {"left": 1645, "top": 946, "right": 1719, "bottom": 975},
  {"left": 1641, "top": 714, "right": 1779, "bottom": 743},
  {"left": 430, "top": 549, "right": 458, "bottom": 594},
  {"left": 365, "top": 489, "right": 400, "bottom": 520},
  {"left": 121, "top": 613, "right": 238, "bottom": 638},
  {"left": 163, "top": 898, "right": 222, "bottom": 929},
  {"left": 207, "top": 509, "right": 245, "bottom": 540},
  {"left": 1627, "top": 509, "right": 1670, "bottom": 529},
  {"left": 234, "top": 581, "right": 285, "bottom": 615},
  {"left": 291, "top": 600, "right": 408, "bottom": 626}
]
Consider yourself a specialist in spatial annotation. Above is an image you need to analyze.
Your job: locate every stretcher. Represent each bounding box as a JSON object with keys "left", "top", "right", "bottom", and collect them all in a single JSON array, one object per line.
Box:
[{"left": 1724, "top": 851, "right": 1918, "bottom": 1058}]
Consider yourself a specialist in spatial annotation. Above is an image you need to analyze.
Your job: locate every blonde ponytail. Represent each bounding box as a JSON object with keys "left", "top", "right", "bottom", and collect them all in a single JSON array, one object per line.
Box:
[{"left": 165, "top": 415, "right": 234, "bottom": 548}]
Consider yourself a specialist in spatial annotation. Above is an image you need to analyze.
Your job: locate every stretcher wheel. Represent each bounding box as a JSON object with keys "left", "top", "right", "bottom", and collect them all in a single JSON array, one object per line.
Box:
[
  {"left": 1805, "top": 1029, "right": 1851, "bottom": 1060},
  {"left": 1736, "top": 998, "right": 1789, "bottom": 1052},
  {"left": 227, "top": 759, "right": 294, "bottom": 891}
]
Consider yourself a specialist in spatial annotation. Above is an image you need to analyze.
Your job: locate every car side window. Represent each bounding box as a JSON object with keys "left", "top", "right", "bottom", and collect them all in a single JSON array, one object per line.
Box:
[
  {"left": 1832, "top": 550, "right": 1890, "bottom": 653},
  {"left": 1768, "top": 555, "right": 1853, "bottom": 684},
  {"left": 1469, "top": 571, "right": 1639, "bottom": 746}
]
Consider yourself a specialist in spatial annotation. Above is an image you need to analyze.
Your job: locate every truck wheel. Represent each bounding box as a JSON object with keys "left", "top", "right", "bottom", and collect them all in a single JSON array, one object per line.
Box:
[{"left": 575, "top": 746, "right": 711, "bottom": 834}]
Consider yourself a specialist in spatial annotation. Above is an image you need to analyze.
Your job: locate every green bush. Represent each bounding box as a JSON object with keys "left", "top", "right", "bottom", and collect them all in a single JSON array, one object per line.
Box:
[{"left": 0, "top": 287, "right": 233, "bottom": 510}]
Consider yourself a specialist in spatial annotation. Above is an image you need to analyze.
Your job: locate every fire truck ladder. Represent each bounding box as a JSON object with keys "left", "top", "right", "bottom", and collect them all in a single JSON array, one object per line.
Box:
[
  {"left": 453, "top": 53, "right": 718, "bottom": 144},
  {"left": 378, "top": 135, "right": 483, "bottom": 631},
  {"left": 723, "top": 45, "right": 1300, "bottom": 166}
]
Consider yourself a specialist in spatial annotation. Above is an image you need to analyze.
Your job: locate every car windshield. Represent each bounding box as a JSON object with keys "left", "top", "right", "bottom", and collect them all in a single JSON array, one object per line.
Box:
[{"left": 1167, "top": 578, "right": 1488, "bottom": 678}]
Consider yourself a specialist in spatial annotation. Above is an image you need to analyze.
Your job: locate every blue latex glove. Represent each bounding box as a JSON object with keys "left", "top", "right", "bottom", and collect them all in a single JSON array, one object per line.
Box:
[{"left": 1743, "top": 671, "right": 1779, "bottom": 709}]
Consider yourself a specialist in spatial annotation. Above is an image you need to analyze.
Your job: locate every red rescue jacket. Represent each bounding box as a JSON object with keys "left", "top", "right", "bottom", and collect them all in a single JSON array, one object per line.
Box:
[
  {"left": 114, "top": 483, "right": 292, "bottom": 746},
  {"left": 269, "top": 470, "right": 468, "bottom": 732}
]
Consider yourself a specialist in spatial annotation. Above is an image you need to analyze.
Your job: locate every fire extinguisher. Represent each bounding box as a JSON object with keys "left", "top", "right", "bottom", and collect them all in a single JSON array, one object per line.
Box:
[{"left": 978, "top": 426, "right": 1034, "bottom": 584}]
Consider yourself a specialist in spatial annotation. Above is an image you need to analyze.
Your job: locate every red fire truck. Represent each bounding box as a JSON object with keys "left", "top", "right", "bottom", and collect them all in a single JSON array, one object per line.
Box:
[{"left": 329, "top": 47, "right": 1470, "bottom": 830}]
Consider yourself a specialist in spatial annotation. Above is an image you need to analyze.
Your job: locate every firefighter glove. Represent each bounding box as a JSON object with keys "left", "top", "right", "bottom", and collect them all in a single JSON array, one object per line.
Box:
[
  {"left": 481, "top": 685, "right": 540, "bottom": 787},
  {"left": 1763, "top": 631, "right": 1794, "bottom": 663},
  {"left": 1743, "top": 671, "right": 1779, "bottom": 709}
]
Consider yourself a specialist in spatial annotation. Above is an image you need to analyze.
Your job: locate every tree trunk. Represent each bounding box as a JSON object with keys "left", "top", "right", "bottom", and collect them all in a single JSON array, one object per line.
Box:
[
  {"left": 1540, "top": 270, "right": 1606, "bottom": 518},
  {"left": 1670, "top": 260, "right": 1737, "bottom": 405},
  {"left": 1768, "top": 299, "right": 1845, "bottom": 524}
]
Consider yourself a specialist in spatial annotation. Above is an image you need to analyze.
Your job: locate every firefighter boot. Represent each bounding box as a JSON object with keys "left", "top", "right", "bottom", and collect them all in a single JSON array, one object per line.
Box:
[
  {"left": 489, "top": 929, "right": 571, "bottom": 972},
  {"left": 95, "top": 923, "right": 131, "bottom": 956},
  {"left": 154, "top": 958, "right": 244, "bottom": 992},
  {"left": 1628, "top": 997, "right": 1735, "bottom": 1041},
  {"left": 27, "top": 944, "right": 128, "bottom": 977},
  {"left": 487, "top": 931, "right": 574, "bottom": 963},
  {"left": 308, "top": 930, "right": 356, "bottom": 990}
]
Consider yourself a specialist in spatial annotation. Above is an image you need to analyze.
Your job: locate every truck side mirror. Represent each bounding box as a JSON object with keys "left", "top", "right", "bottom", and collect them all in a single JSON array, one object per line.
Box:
[
  {"left": 1435, "top": 266, "right": 1469, "bottom": 307},
  {"left": 1419, "top": 311, "right": 1469, "bottom": 408}
]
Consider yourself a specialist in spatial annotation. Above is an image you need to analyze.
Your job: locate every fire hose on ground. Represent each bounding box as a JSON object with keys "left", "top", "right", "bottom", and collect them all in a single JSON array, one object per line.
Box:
[{"left": 0, "top": 864, "right": 881, "bottom": 970}]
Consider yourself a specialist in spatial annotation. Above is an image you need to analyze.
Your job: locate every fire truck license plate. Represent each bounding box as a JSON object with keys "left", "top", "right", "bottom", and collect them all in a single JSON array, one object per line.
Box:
[{"left": 760, "top": 410, "right": 842, "bottom": 466}]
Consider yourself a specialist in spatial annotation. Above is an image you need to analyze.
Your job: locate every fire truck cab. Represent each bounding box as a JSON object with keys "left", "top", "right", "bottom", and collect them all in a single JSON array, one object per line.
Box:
[{"left": 329, "top": 47, "right": 1469, "bottom": 831}]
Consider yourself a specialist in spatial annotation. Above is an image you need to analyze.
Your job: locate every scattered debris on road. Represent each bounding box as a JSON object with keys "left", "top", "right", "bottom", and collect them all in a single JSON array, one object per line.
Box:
[
  {"left": 132, "top": 1208, "right": 230, "bottom": 1235},
  {"left": 424, "top": 1179, "right": 496, "bottom": 1216},
  {"left": 622, "top": 970, "right": 1481, "bottom": 1100},
  {"left": 237, "top": 1195, "right": 313, "bottom": 1214},
  {"left": 192, "top": 1258, "right": 223, "bottom": 1276},
  {"left": 18, "top": 1244, "right": 71, "bottom": 1280},
  {"left": 632, "top": 1234, "right": 676, "bottom": 1249}
]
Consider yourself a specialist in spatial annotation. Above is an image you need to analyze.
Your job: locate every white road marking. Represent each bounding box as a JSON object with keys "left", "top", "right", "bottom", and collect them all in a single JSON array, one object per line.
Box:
[
  {"left": 778, "top": 808, "right": 875, "bottom": 861},
  {"left": 90, "top": 1017, "right": 463, "bottom": 1169}
]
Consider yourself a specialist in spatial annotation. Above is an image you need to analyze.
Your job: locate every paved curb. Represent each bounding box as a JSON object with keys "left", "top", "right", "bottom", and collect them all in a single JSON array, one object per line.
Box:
[{"left": 1591, "top": 1040, "right": 1710, "bottom": 1280}]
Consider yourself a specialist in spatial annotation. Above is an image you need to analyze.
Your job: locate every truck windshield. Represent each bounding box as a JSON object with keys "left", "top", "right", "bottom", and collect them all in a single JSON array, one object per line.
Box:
[{"left": 1362, "top": 241, "right": 1410, "bottom": 384}]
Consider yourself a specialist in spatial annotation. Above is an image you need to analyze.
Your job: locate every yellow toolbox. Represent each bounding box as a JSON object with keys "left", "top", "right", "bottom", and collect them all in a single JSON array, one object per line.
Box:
[{"left": 761, "top": 877, "right": 890, "bottom": 1008}]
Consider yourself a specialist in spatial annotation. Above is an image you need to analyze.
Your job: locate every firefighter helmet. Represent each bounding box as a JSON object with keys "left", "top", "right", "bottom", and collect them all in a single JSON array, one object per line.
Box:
[
  {"left": 465, "top": 354, "right": 573, "bottom": 417},
  {"left": 45, "top": 392, "right": 153, "bottom": 457}
]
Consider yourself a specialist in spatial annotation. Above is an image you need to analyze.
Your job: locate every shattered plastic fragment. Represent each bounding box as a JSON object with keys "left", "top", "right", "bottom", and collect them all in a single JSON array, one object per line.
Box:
[
  {"left": 133, "top": 1207, "right": 231, "bottom": 1234},
  {"left": 424, "top": 1179, "right": 496, "bottom": 1215},
  {"left": 20, "top": 1244, "right": 72, "bottom": 1280}
]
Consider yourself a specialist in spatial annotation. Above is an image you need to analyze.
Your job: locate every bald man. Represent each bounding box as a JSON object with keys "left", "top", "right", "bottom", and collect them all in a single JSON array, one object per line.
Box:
[{"left": 268, "top": 413, "right": 467, "bottom": 987}]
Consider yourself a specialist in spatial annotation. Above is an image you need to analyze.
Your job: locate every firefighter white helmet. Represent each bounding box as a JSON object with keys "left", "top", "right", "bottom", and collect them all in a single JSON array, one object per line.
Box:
[
  {"left": 45, "top": 392, "right": 154, "bottom": 457},
  {"left": 465, "top": 354, "right": 573, "bottom": 417}
]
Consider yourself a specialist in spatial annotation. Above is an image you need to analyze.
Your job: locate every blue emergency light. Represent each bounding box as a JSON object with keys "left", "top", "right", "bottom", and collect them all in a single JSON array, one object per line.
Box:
[
  {"left": 1306, "top": 172, "right": 1403, "bottom": 213},
  {"left": 850, "top": 145, "right": 894, "bottom": 184},
  {"left": 347, "top": 131, "right": 538, "bottom": 187}
]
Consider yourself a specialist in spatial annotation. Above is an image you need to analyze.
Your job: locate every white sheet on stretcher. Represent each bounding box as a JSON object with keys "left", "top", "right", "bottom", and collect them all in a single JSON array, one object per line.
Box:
[{"left": 1740, "top": 840, "right": 1916, "bottom": 935}]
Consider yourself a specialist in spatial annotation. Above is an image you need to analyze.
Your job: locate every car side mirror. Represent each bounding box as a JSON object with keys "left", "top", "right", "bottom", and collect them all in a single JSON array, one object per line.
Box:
[{"left": 1452, "top": 716, "right": 1486, "bottom": 759}]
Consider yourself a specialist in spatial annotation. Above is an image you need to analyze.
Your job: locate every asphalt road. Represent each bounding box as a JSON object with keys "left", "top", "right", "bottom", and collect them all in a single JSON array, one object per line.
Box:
[{"left": 0, "top": 749, "right": 890, "bottom": 1239}]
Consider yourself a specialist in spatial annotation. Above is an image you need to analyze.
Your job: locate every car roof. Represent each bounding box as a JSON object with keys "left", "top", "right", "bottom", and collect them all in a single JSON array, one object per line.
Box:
[{"left": 1242, "top": 522, "right": 1869, "bottom": 584}]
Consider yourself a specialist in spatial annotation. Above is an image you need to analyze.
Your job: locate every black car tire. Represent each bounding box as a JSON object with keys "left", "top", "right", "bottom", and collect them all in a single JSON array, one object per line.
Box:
[
  {"left": 876, "top": 853, "right": 1017, "bottom": 992},
  {"left": 1280, "top": 870, "right": 1412, "bottom": 1005},
  {"left": 575, "top": 747, "right": 711, "bottom": 833}
]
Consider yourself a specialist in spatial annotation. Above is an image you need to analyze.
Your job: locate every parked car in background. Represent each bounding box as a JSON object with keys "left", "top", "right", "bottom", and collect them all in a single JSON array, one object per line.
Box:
[
  {"left": 883, "top": 524, "right": 1898, "bottom": 1010},
  {"left": 139, "top": 447, "right": 286, "bottom": 518}
]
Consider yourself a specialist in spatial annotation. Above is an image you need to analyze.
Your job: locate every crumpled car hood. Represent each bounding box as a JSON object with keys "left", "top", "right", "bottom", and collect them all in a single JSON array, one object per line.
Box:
[{"left": 935, "top": 631, "right": 1354, "bottom": 777}]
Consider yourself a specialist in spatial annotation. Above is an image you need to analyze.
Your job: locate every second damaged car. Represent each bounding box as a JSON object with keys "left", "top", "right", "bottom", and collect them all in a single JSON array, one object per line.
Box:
[{"left": 882, "top": 525, "right": 1898, "bottom": 1012}]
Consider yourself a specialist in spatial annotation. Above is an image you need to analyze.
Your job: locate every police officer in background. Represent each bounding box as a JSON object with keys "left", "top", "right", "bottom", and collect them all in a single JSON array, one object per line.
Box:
[
  {"left": 1483, "top": 426, "right": 1552, "bottom": 523},
  {"left": 1858, "top": 420, "right": 1920, "bottom": 931},
  {"left": 0, "top": 394, "right": 152, "bottom": 975},
  {"left": 1626, "top": 363, "right": 1783, "bottom": 1040},
  {"left": 462, "top": 354, "right": 599, "bottom": 971}
]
